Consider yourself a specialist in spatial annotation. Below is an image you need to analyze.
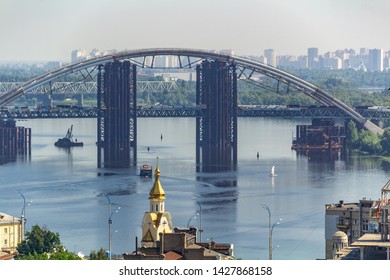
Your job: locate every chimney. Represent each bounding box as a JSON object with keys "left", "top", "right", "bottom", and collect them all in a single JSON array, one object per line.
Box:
[
  {"left": 135, "top": 236, "right": 138, "bottom": 255},
  {"left": 159, "top": 232, "right": 164, "bottom": 254}
]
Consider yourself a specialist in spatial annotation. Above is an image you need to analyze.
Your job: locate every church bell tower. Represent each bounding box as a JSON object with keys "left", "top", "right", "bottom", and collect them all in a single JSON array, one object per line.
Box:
[{"left": 141, "top": 159, "right": 173, "bottom": 247}]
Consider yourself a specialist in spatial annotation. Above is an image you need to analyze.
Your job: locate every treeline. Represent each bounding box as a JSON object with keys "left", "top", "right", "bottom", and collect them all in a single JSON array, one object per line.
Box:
[{"left": 347, "top": 120, "right": 390, "bottom": 155}]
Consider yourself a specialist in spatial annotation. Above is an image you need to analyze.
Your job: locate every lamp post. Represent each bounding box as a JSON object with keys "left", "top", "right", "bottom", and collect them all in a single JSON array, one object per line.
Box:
[
  {"left": 17, "top": 192, "right": 27, "bottom": 240},
  {"left": 187, "top": 213, "right": 198, "bottom": 228},
  {"left": 195, "top": 200, "right": 203, "bottom": 242},
  {"left": 260, "top": 203, "right": 281, "bottom": 260},
  {"left": 100, "top": 192, "right": 120, "bottom": 260}
]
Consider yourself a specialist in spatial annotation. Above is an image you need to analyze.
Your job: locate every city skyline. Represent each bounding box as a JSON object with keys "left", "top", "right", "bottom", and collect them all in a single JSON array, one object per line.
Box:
[{"left": 1, "top": 0, "right": 390, "bottom": 62}]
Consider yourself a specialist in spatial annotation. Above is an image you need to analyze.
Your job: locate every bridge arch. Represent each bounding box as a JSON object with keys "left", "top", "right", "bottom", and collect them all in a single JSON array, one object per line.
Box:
[{"left": 0, "top": 48, "right": 383, "bottom": 134}]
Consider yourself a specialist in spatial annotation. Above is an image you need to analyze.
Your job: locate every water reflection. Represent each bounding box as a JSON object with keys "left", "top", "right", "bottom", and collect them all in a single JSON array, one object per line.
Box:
[
  {"left": 193, "top": 171, "right": 238, "bottom": 246},
  {"left": 346, "top": 154, "right": 388, "bottom": 171},
  {"left": 0, "top": 155, "right": 17, "bottom": 165},
  {"left": 295, "top": 150, "right": 345, "bottom": 162}
]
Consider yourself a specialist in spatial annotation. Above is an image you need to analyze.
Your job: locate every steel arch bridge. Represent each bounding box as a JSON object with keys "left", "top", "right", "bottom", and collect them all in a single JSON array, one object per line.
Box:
[{"left": 0, "top": 48, "right": 383, "bottom": 134}]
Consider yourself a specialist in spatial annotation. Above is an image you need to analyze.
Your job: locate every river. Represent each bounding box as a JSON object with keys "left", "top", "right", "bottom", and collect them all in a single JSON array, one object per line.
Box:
[{"left": 1, "top": 117, "right": 389, "bottom": 260}]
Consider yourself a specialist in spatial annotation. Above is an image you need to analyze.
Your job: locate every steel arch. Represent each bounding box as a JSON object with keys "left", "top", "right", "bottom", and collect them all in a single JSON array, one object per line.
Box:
[{"left": 0, "top": 48, "right": 383, "bottom": 134}]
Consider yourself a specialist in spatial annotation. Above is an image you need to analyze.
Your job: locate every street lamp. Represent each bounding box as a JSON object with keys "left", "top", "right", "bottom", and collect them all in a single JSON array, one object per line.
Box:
[
  {"left": 17, "top": 192, "right": 31, "bottom": 241},
  {"left": 100, "top": 192, "right": 120, "bottom": 260},
  {"left": 260, "top": 203, "right": 281, "bottom": 260},
  {"left": 187, "top": 213, "right": 198, "bottom": 228},
  {"left": 194, "top": 200, "right": 203, "bottom": 242}
]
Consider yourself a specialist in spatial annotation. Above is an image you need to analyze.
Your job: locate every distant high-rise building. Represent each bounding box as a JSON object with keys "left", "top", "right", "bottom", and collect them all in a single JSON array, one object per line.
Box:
[
  {"left": 360, "top": 48, "right": 369, "bottom": 56},
  {"left": 297, "top": 56, "right": 308, "bottom": 69},
  {"left": 368, "top": 49, "right": 384, "bottom": 72},
  {"left": 90, "top": 48, "right": 101, "bottom": 58},
  {"left": 264, "top": 49, "right": 276, "bottom": 67},
  {"left": 307, "top": 47, "right": 319, "bottom": 69},
  {"left": 71, "top": 49, "right": 87, "bottom": 63},
  {"left": 383, "top": 57, "right": 390, "bottom": 71}
]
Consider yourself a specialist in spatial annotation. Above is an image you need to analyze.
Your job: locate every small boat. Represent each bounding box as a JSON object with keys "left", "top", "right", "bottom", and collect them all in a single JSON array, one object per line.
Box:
[
  {"left": 140, "top": 164, "right": 152, "bottom": 177},
  {"left": 54, "top": 125, "right": 83, "bottom": 148},
  {"left": 270, "top": 165, "right": 277, "bottom": 177}
]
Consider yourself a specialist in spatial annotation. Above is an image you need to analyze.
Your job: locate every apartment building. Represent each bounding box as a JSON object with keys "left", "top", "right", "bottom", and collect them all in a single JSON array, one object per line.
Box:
[
  {"left": 0, "top": 212, "right": 22, "bottom": 254},
  {"left": 325, "top": 180, "right": 390, "bottom": 260}
]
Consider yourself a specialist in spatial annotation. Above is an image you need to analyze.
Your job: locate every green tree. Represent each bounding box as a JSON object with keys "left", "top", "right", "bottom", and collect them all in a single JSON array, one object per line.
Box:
[
  {"left": 358, "top": 129, "right": 382, "bottom": 154},
  {"left": 16, "top": 224, "right": 80, "bottom": 260},
  {"left": 346, "top": 120, "right": 359, "bottom": 148},
  {"left": 17, "top": 225, "right": 61, "bottom": 257},
  {"left": 49, "top": 251, "right": 82, "bottom": 260},
  {"left": 89, "top": 247, "right": 109, "bottom": 260},
  {"left": 380, "top": 128, "right": 390, "bottom": 155},
  {"left": 16, "top": 250, "right": 81, "bottom": 260}
]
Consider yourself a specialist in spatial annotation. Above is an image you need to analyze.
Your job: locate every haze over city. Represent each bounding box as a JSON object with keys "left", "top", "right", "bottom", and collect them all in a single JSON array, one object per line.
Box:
[{"left": 1, "top": 0, "right": 390, "bottom": 62}]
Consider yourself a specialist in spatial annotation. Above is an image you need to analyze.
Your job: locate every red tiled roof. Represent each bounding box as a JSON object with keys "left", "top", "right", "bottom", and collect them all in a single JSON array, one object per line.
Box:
[
  {"left": 0, "top": 254, "right": 14, "bottom": 260},
  {"left": 164, "top": 251, "right": 183, "bottom": 260}
]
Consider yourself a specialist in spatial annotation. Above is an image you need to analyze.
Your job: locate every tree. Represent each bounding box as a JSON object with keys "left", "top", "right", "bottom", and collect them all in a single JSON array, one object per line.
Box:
[
  {"left": 16, "top": 250, "right": 81, "bottom": 260},
  {"left": 380, "top": 128, "right": 390, "bottom": 155},
  {"left": 89, "top": 247, "right": 109, "bottom": 260},
  {"left": 17, "top": 225, "right": 61, "bottom": 257},
  {"left": 16, "top": 224, "right": 81, "bottom": 260},
  {"left": 346, "top": 120, "right": 359, "bottom": 149},
  {"left": 358, "top": 129, "right": 382, "bottom": 154}
]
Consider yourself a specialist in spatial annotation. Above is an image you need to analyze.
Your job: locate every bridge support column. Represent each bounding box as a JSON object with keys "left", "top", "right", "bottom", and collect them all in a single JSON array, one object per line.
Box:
[
  {"left": 97, "top": 60, "right": 137, "bottom": 168},
  {"left": 196, "top": 60, "right": 237, "bottom": 172}
]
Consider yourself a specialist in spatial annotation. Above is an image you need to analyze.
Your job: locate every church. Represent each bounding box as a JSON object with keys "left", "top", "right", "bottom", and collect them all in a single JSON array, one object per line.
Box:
[{"left": 123, "top": 160, "right": 235, "bottom": 260}]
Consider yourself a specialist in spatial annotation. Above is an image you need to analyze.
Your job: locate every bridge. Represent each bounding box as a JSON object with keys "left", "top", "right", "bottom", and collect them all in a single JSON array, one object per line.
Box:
[
  {"left": 0, "top": 48, "right": 383, "bottom": 135},
  {"left": 2, "top": 105, "right": 390, "bottom": 120},
  {"left": 0, "top": 48, "right": 385, "bottom": 170},
  {"left": 0, "top": 81, "right": 178, "bottom": 94}
]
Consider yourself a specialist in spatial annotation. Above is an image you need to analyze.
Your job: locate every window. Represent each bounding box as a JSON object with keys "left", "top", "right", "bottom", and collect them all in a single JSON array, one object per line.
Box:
[
  {"left": 4, "top": 228, "right": 8, "bottom": 234},
  {"left": 338, "top": 218, "right": 349, "bottom": 226},
  {"left": 4, "top": 239, "right": 7, "bottom": 245},
  {"left": 155, "top": 205, "right": 158, "bottom": 212},
  {"left": 362, "top": 220, "right": 369, "bottom": 232}
]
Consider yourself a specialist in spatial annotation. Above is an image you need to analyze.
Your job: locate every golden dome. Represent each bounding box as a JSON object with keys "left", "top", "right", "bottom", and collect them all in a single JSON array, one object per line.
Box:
[{"left": 149, "top": 159, "right": 166, "bottom": 200}]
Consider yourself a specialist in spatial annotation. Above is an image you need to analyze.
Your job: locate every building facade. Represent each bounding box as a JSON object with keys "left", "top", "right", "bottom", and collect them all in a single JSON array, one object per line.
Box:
[
  {"left": 0, "top": 212, "right": 22, "bottom": 254},
  {"left": 368, "top": 48, "right": 384, "bottom": 72},
  {"left": 264, "top": 49, "right": 276, "bottom": 67}
]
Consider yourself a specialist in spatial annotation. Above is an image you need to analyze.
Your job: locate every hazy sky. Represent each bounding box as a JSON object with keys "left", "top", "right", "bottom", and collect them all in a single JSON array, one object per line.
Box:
[{"left": 1, "top": 0, "right": 389, "bottom": 61}]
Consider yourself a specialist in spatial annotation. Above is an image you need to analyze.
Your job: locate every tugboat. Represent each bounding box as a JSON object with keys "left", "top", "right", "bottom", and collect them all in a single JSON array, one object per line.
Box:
[
  {"left": 54, "top": 125, "right": 83, "bottom": 147},
  {"left": 139, "top": 164, "right": 153, "bottom": 177}
]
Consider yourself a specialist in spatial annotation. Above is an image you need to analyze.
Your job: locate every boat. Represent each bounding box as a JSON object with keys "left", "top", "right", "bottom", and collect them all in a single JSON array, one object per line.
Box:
[
  {"left": 54, "top": 125, "right": 83, "bottom": 147},
  {"left": 140, "top": 164, "right": 152, "bottom": 177},
  {"left": 270, "top": 165, "right": 277, "bottom": 177}
]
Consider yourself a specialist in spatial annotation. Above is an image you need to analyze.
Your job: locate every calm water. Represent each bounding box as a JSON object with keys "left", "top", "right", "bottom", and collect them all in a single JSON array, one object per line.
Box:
[{"left": 1, "top": 117, "right": 389, "bottom": 260}]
